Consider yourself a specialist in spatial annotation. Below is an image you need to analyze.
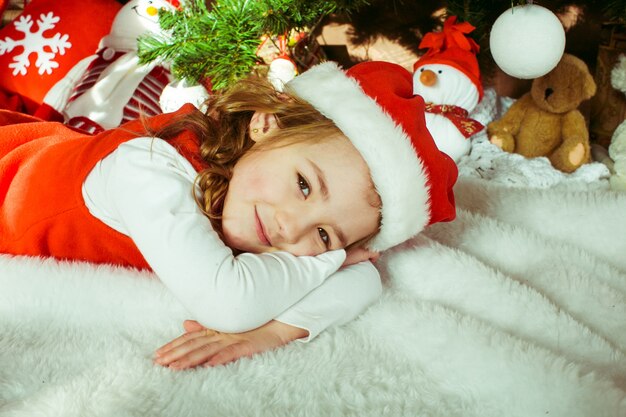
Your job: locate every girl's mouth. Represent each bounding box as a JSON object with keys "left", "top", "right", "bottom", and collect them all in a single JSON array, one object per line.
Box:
[{"left": 255, "top": 207, "right": 271, "bottom": 246}]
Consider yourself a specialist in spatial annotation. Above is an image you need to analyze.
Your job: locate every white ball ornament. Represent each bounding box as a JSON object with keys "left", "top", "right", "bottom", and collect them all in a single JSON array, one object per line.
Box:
[
  {"left": 268, "top": 57, "right": 298, "bottom": 92},
  {"left": 490, "top": 4, "right": 565, "bottom": 79},
  {"left": 160, "top": 79, "right": 210, "bottom": 113}
]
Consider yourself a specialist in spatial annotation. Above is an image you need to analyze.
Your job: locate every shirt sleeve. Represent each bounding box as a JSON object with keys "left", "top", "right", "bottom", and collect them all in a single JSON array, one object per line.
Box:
[
  {"left": 275, "top": 260, "right": 382, "bottom": 342},
  {"left": 83, "top": 137, "right": 346, "bottom": 333}
]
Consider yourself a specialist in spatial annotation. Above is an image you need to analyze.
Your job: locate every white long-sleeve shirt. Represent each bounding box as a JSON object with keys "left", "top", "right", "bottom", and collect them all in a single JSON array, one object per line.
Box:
[{"left": 82, "top": 137, "right": 382, "bottom": 341}]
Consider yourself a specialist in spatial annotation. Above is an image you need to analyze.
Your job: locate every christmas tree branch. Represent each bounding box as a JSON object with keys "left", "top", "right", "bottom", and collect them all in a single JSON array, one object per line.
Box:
[
  {"left": 604, "top": 0, "right": 626, "bottom": 22},
  {"left": 137, "top": 0, "right": 368, "bottom": 90}
]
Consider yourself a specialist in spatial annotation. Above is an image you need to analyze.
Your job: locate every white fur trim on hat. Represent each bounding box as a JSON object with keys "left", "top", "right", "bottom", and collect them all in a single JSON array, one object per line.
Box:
[{"left": 286, "top": 62, "right": 431, "bottom": 251}]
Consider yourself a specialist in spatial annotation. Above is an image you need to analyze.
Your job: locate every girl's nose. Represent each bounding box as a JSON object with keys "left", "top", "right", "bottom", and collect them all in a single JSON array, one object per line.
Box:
[
  {"left": 146, "top": 6, "right": 158, "bottom": 16},
  {"left": 419, "top": 69, "right": 437, "bottom": 87},
  {"left": 275, "top": 209, "right": 304, "bottom": 244}
]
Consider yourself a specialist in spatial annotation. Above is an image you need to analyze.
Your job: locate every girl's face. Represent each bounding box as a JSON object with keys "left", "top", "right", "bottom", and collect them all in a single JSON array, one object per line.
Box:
[{"left": 221, "top": 135, "right": 380, "bottom": 256}]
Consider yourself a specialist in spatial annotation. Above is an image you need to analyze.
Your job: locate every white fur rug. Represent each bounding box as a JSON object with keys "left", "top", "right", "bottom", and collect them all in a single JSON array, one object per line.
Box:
[
  {"left": 1, "top": 176, "right": 625, "bottom": 417},
  {"left": 461, "top": 88, "right": 611, "bottom": 190}
]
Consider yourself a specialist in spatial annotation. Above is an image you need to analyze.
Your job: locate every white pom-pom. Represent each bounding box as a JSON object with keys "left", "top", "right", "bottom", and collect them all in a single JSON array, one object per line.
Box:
[
  {"left": 159, "top": 80, "right": 210, "bottom": 113},
  {"left": 490, "top": 4, "right": 565, "bottom": 79},
  {"left": 609, "top": 121, "right": 626, "bottom": 190},
  {"left": 268, "top": 57, "right": 297, "bottom": 92},
  {"left": 610, "top": 122, "right": 626, "bottom": 158},
  {"left": 611, "top": 54, "right": 626, "bottom": 94}
]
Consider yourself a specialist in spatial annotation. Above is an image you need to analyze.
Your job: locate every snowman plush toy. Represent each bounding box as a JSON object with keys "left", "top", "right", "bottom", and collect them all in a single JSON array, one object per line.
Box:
[
  {"left": 36, "top": 0, "right": 208, "bottom": 134},
  {"left": 413, "top": 16, "right": 484, "bottom": 162}
]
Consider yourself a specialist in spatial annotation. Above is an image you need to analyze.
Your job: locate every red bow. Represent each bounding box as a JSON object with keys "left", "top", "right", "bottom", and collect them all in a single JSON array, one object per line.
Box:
[
  {"left": 419, "top": 16, "right": 480, "bottom": 55},
  {"left": 425, "top": 103, "right": 484, "bottom": 138}
]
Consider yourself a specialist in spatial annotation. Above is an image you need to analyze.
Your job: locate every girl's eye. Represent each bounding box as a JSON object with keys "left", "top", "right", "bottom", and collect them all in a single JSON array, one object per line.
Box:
[
  {"left": 437, "top": 70, "right": 442, "bottom": 74},
  {"left": 318, "top": 227, "right": 330, "bottom": 247},
  {"left": 298, "top": 174, "right": 310, "bottom": 197}
]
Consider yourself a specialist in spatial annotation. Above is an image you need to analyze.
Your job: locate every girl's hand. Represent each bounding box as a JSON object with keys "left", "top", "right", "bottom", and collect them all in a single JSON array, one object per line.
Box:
[
  {"left": 154, "top": 320, "right": 308, "bottom": 370},
  {"left": 342, "top": 246, "right": 380, "bottom": 267}
]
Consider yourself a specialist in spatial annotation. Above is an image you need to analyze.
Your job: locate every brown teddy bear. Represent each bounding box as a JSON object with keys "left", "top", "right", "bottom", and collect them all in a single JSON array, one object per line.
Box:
[{"left": 487, "top": 53, "right": 597, "bottom": 173}]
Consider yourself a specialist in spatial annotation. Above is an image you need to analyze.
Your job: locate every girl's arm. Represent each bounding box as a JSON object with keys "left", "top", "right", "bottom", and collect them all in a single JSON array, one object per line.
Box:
[
  {"left": 155, "top": 319, "right": 308, "bottom": 369},
  {"left": 274, "top": 259, "right": 381, "bottom": 342},
  {"left": 155, "top": 260, "right": 382, "bottom": 369},
  {"left": 85, "top": 137, "right": 348, "bottom": 332}
]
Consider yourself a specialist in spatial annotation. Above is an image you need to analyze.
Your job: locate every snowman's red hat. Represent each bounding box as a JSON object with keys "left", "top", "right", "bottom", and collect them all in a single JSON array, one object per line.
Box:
[
  {"left": 414, "top": 16, "right": 483, "bottom": 100},
  {"left": 165, "top": 0, "right": 181, "bottom": 8},
  {"left": 287, "top": 61, "right": 458, "bottom": 251}
]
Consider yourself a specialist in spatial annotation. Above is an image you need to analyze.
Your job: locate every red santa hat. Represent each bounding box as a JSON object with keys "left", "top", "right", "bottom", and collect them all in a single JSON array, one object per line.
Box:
[
  {"left": 286, "top": 61, "right": 458, "bottom": 251},
  {"left": 414, "top": 16, "right": 483, "bottom": 100}
]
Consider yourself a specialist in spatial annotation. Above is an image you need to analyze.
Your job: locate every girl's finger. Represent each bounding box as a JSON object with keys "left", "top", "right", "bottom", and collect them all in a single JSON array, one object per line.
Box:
[
  {"left": 170, "top": 340, "right": 229, "bottom": 370},
  {"left": 155, "top": 331, "right": 201, "bottom": 356},
  {"left": 155, "top": 337, "right": 207, "bottom": 366},
  {"left": 343, "top": 247, "right": 379, "bottom": 267},
  {"left": 183, "top": 320, "right": 205, "bottom": 333},
  {"left": 156, "top": 334, "right": 221, "bottom": 366},
  {"left": 155, "top": 329, "right": 216, "bottom": 357},
  {"left": 155, "top": 328, "right": 218, "bottom": 355}
]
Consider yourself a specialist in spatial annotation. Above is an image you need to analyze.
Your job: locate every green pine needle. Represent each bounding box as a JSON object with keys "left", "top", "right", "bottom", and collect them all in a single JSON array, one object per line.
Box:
[
  {"left": 137, "top": 0, "right": 368, "bottom": 90},
  {"left": 604, "top": 0, "right": 626, "bottom": 22}
]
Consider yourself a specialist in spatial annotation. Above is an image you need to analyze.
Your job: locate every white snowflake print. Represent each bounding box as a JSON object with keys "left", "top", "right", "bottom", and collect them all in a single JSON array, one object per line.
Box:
[{"left": 0, "top": 12, "right": 72, "bottom": 76}]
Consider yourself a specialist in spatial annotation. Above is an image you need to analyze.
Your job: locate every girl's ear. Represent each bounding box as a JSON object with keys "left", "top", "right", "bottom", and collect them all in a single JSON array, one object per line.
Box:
[{"left": 249, "top": 112, "right": 279, "bottom": 142}]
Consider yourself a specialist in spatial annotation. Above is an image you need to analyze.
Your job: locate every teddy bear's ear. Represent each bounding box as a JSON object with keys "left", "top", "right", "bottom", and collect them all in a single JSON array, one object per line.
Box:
[{"left": 583, "top": 70, "right": 597, "bottom": 100}]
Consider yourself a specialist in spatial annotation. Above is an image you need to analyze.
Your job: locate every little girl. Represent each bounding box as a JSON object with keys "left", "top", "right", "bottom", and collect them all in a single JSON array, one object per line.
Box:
[{"left": 0, "top": 61, "right": 457, "bottom": 369}]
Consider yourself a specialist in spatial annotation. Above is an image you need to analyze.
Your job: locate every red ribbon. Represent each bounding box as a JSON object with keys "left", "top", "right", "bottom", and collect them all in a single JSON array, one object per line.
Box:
[
  {"left": 425, "top": 103, "right": 484, "bottom": 138},
  {"left": 419, "top": 16, "right": 480, "bottom": 55}
]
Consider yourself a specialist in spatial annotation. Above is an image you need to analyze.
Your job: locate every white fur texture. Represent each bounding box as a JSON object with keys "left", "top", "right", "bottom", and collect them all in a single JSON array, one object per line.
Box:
[
  {"left": 608, "top": 121, "right": 626, "bottom": 190},
  {"left": 286, "top": 62, "right": 430, "bottom": 252},
  {"left": 1, "top": 177, "right": 625, "bottom": 417},
  {"left": 609, "top": 54, "right": 626, "bottom": 190},
  {"left": 611, "top": 54, "right": 626, "bottom": 94},
  {"left": 460, "top": 88, "right": 611, "bottom": 189}
]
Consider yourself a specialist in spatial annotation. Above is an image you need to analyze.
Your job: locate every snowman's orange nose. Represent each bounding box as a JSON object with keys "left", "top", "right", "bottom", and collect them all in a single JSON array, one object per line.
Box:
[
  {"left": 146, "top": 6, "right": 158, "bottom": 16},
  {"left": 419, "top": 69, "right": 437, "bottom": 87}
]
